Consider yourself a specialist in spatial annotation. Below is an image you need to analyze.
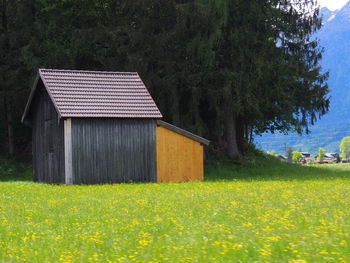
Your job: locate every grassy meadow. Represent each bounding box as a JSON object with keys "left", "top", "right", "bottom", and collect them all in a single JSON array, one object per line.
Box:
[{"left": 1, "top": 156, "right": 350, "bottom": 262}]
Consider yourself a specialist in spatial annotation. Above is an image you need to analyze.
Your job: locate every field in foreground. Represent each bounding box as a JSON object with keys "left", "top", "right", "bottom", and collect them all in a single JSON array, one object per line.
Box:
[{"left": 1, "top": 157, "right": 350, "bottom": 262}]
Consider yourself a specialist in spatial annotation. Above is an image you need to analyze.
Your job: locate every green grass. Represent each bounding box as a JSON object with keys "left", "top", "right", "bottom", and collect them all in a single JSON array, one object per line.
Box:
[
  {"left": 1, "top": 157, "right": 350, "bottom": 262},
  {"left": 0, "top": 158, "right": 32, "bottom": 182}
]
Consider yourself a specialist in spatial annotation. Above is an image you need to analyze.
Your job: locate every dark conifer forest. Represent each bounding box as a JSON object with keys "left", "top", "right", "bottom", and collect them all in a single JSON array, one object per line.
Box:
[{"left": 0, "top": 0, "right": 330, "bottom": 159}]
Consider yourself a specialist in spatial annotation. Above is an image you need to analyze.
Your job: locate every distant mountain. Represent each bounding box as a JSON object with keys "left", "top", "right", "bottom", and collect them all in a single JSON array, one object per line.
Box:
[{"left": 256, "top": 2, "right": 350, "bottom": 154}]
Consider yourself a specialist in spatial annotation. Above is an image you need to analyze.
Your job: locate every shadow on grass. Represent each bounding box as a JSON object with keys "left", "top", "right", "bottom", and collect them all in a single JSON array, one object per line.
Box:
[
  {"left": 0, "top": 174, "right": 32, "bottom": 182},
  {"left": 205, "top": 155, "right": 350, "bottom": 182},
  {"left": 2, "top": 155, "right": 350, "bottom": 184},
  {"left": 0, "top": 158, "right": 32, "bottom": 182}
]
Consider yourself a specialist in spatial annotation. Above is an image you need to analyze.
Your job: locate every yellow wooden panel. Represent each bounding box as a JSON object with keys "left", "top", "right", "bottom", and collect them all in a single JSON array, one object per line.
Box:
[{"left": 156, "top": 126, "right": 204, "bottom": 182}]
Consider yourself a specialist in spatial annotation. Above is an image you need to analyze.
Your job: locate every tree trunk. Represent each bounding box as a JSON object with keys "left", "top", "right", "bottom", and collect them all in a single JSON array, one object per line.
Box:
[
  {"left": 224, "top": 100, "right": 240, "bottom": 159},
  {"left": 4, "top": 96, "right": 14, "bottom": 156},
  {"left": 236, "top": 117, "right": 246, "bottom": 153},
  {"left": 248, "top": 126, "right": 253, "bottom": 146},
  {"left": 171, "top": 83, "right": 180, "bottom": 126}
]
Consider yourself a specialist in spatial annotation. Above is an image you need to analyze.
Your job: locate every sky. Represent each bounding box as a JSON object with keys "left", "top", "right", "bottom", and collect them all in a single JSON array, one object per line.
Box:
[{"left": 318, "top": 0, "right": 349, "bottom": 10}]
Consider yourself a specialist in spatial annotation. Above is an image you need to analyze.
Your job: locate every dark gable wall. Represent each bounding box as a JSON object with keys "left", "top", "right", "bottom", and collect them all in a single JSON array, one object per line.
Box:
[
  {"left": 71, "top": 118, "right": 156, "bottom": 184},
  {"left": 31, "top": 81, "right": 65, "bottom": 183}
]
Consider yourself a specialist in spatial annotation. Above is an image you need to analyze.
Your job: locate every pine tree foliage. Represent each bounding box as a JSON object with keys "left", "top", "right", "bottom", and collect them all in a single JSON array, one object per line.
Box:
[{"left": 0, "top": 0, "right": 329, "bottom": 159}]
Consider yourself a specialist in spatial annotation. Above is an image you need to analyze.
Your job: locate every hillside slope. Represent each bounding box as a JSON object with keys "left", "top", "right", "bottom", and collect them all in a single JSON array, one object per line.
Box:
[{"left": 257, "top": 2, "right": 350, "bottom": 153}]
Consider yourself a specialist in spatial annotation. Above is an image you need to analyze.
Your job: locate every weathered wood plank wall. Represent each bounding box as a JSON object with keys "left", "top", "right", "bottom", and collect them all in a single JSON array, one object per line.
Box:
[
  {"left": 156, "top": 126, "right": 204, "bottom": 182},
  {"left": 71, "top": 119, "right": 156, "bottom": 184},
  {"left": 31, "top": 82, "right": 65, "bottom": 183}
]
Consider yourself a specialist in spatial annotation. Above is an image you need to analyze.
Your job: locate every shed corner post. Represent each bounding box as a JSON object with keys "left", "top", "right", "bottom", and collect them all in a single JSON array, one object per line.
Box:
[
  {"left": 64, "top": 118, "right": 73, "bottom": 185},
  {"left": 154, "top": 122, "right": 158, "bottom": 183}
]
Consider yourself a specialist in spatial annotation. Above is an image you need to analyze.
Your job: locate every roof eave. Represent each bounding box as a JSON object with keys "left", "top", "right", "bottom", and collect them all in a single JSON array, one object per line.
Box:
[
  {"left": 157, "top": 120, "right": 210, "bottom": 146},
  {"left": 21, "top": 73, "right": 40, "bottom": 124},
  {"left": 59, "top": 114, "right": 163, "bottom": 119},
  {"left": 136, "top": 72, "right": 163, "bottom": 118},
  {"left": 38, "top": 69, "right": 62, "bottom": 119},
  {"left": 21, "top": 70, "right": 63, "bottom": 124}
]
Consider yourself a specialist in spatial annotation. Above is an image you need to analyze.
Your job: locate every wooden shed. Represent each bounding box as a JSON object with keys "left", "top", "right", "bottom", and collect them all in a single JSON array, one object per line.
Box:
[
  {"left": 22, "top": 69, "right": 209, "bottom": 184},
  {"left": 156, "top": 120, "right": 209, "bottom": 182}
]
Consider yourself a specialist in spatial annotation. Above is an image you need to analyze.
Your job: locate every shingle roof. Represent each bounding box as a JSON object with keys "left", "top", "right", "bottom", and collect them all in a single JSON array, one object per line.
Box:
[{"left": 22, "top": 69, "right": 162, "bottom": 121}]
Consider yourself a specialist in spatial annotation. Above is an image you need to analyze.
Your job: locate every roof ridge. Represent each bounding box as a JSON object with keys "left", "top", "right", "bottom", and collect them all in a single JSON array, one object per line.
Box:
[{"left": 39, "top": 68, "right": 138, "bottom": 75}]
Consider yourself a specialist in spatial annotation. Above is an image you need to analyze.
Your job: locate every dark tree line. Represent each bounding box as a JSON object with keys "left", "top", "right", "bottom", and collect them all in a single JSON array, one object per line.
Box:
[{"left": 0, "top": 0, "right": 329, "bottom": 160}]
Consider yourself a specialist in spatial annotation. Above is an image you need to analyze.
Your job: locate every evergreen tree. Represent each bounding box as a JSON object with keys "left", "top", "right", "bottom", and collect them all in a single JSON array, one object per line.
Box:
[
  {"left": 206, "top": 0, "right": 329, "bottom": 159},
  {"left": 0, "top": 0, "right": 330, "bottom": 160},
  {"left": 0, "top": 0, "right": 36, "bottom": 156}
]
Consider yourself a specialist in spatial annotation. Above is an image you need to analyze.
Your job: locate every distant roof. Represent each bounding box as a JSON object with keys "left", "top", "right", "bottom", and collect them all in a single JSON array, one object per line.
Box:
[
  {"left": 22, "top": 69, "right": 162, "bottom": 122},
  {"left": 157, "top": 120, "right": 210, "bottom": 146}
]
